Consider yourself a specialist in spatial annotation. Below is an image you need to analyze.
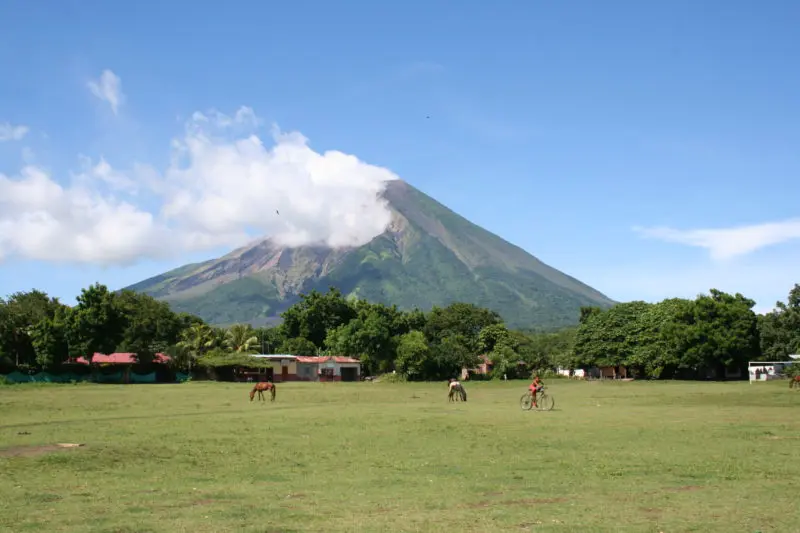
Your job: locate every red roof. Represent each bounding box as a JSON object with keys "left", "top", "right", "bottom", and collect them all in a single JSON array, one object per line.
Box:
[
  {"left": 74, "top": 352, "right": 171, "bottom": 365},
  {"left": 295, "top": 356, "right": 360, "bottom": 364}
]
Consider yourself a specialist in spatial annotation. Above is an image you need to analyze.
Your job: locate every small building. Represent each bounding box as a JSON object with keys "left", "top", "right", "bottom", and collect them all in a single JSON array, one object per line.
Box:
[
  {"left": 73, "top": 352, "right": 172, "bottom": 383},
  {"left": 461, "top": 355, "right": 493, "bottom": 380},
  {"left": 296, "top": 356, "right": 361, "bottom": 382},
  {"left": 75, "top": 352, "right": 171, "bottom": 365},
  {"left": 248, "top": 354, "right": 299, "bottom": 382}
]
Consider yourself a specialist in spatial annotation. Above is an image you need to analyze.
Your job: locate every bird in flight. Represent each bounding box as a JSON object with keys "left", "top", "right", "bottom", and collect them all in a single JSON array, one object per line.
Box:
[{"left": 276, "top": 210, "right": 280, "bottom": 215}]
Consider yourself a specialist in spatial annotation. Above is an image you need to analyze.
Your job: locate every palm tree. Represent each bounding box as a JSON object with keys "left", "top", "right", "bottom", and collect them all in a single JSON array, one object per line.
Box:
[
  {"left": 176, "top": 324, "right": 216, "bottom": 372},
  {"left": 225, "top": 324, "right": 259, "bottom": 353}
]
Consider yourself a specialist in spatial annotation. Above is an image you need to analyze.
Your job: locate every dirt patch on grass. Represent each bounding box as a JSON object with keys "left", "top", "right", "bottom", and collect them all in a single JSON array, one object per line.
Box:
[
  {"left": 764, "top": 435, "right": 800, "bottom": 440},
  {"left": 284, "top": 492, "right": 306, "bottom": 500},
  {"left": 0, "top": 443, "right": 85, "bottom": 458},
  {"left": 645, "top": 485, "right": 704, "bottom": 495},
  {"left": 469, "top": 497, "right": 568, "bottom": 508},
  {"left": 192, "top": 499, "right": 219, "bottom": 506}
]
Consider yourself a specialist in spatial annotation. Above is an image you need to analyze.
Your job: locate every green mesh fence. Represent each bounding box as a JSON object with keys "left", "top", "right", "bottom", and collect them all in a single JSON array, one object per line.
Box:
[{"left": 1, "top": 371, "right": 187, "bottom": 384}]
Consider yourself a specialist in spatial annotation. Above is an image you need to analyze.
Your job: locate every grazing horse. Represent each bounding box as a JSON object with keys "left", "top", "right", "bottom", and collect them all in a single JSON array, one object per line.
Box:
[
  {"left": 250, "top": 381, "right": 276, "bottom": 402},
  {"left": 790, "top": 376, "right": 800, "bottom": 389},
  {"left": 448, "top": 379, "right": 467, "bottom": 402}
]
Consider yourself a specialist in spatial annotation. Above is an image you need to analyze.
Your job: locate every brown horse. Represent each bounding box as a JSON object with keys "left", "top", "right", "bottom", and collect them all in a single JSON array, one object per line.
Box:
[
  {"left": 250, "top": 381, "right": 276, "bottom": 402},
  {"left": 790, "top": 376, "right": 800, "bottom": 389}
]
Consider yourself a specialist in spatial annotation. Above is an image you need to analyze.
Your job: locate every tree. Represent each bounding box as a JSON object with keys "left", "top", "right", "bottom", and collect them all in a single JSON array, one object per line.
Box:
[
  {"left": 669, "top": 289, "right": 760, "bottom": 377},
  {"left": 324, "top": 302, "right": 396, "bottom": 373},
  {"left": 66, "top": 283, "right": 125, "bottom": 360},
  {"left": 176, "top": 323, "right": 216, "bottom": 372},
  {"left": 29, "top": 307, "right": 71, "bottom": 369},
  {"left": 280, "top": 287, "right": 356, "bottom": 348},
  {"left": 225, "top": 324, "right": 259, "bottom": 353},
  {"left": 395, "top": 330, "right": 429, "bottom": 379},
  {"left": 758, "top": 284, "right": 800, "bottom": 360},
  {"left": 477, "top": 323, "right": 514, "bottom": 354},
  {"left": 524, "top": 327, "right": 576, "bottom": 372},
  {"left": 424, "top": 302, "right": 502, "bottom": 355},
  {"left": 573, "top": 301, "right": 653, "bottom": 370},
  {"left": 114, "top": 290, "right": 183, "bottom": 364},
  {"left": 278, "top": 337, "right": 318, "bottom": 355},
  {"left": 1, "top": 290, "right": 67, "bottom": 367}
]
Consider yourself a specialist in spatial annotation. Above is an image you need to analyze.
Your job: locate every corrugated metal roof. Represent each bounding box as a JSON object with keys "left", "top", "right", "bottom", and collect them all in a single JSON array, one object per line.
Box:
[
  {"left": 296, "top": 356, "right": 360, "bottom": 364},
  {"left": 74, "top": 352, "right": 171, "bottom": 365}
]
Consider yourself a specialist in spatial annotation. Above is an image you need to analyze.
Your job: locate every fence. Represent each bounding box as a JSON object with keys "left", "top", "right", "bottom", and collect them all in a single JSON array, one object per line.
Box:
[{"left": 1, "top": 370, "right": 191, "bottom": 384}]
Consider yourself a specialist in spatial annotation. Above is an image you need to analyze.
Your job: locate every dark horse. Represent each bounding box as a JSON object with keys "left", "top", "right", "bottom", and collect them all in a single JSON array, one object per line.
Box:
[
  {"left": 448, "top": 379, "right": 467, "bottom": 402},
  {"left": 250, "top": 381, "right": 276, "bottom": 402}
]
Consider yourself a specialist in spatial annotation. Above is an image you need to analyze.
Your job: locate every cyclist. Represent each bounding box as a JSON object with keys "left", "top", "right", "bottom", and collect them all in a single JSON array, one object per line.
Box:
[{"left": 528, "top": 375, "right": 544, "bottom": 407}]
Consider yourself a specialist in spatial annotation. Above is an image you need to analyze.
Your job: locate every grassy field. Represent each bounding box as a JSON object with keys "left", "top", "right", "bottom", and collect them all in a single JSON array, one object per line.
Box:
[{"left": 0, "top": 379, "right": 798, "bottom": 533}]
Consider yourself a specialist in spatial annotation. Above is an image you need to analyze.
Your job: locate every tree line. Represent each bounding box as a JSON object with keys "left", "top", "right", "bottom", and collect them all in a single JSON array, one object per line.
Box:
[{"left": 2, "top": 282, "right": 800, "bottom": 380}]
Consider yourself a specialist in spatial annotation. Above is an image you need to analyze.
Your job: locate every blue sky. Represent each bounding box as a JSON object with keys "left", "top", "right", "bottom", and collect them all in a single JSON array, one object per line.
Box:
[{"left": 1, "top": 0, "right": 799, "bottom": 313}]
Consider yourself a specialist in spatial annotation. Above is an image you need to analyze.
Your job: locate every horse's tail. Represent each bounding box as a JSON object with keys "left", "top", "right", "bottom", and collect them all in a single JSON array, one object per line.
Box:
[{"left": 271, "top": 384, "right": 276, "bottom": 401}]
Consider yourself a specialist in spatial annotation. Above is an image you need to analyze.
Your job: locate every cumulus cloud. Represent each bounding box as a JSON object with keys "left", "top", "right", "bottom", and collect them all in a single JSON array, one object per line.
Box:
[
  {"left": 633, "top": 219, "right": 800, "bottom": 260},
  {"left": 87, "top": 70, "right": 125, "bottom": 114},
  {"left": 0, "top": 107, "right": 399, "bottom": 265},
  {"left": 0, "top": 122, "right": 29, "bottom": 141}
]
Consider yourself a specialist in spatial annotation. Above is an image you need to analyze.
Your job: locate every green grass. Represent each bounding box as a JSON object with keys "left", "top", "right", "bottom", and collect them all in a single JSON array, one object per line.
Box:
[{"left": 1, "top": 380, "right": 798, "bottom": 532}]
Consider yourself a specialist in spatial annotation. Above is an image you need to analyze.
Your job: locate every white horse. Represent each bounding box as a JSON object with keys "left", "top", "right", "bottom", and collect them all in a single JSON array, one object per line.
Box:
[{"left": 448, "top": 379, "right": 467, "bottom": 402}]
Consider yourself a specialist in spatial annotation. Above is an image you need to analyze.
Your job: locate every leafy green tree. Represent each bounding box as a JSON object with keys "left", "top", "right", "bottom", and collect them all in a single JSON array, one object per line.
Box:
[
  {"left": 424, "top": 302, "right": 502, "bottom": 355},
  {"left": 29, "top": 308, "right": 71, "bottom": 369},
  {"left": 758, "top": 284, "right": 800, "bottom": 360},
  {"left": 477, "top": 323, "right": 513, "bottom": 354},
  {"left": 1, "top": 290, "right": 67, "bottom": 368},
  {"left": 253, "top": 326, "right": 285, "bottom": 354},
  {"left": 524, "top": 327, "right": 576, "bottom": 371},
  {"left": 394, "top": 330, "right": 429, "bottom": 379},
  {"left": 66, "top": 284, "right": 125, "bottom": 361},
  {"left": 114, "top": 290, "right": 183, "bottom": 363},
  {"left": 325, "top": 302, "right": 398, "bottom": 373},
  {"left": 280, "top": 287, "right": 356, "bottom": 347},
  {"left": 278, "top": 337, "right": 318, "bottom": 355},
  {"left": 573, "top": 301, "right": 653, "bottom": 370},
  {"left": 669, "top": 289, "right": 760, "bottom": 376},
  {"left": 488, "top": 344, "right": 518, "bottom": 379}
]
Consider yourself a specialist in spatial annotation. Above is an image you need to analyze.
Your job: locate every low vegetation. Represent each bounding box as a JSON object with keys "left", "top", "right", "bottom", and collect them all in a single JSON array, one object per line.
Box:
[
  {"left": 1, "top": 380, "right": 798, "bottom": 532},
  {"left": 2, "top": 282, "right": 800, "bottom": 381}
]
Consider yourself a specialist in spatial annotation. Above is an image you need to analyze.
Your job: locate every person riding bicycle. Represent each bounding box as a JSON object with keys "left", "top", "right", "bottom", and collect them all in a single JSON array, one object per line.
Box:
[{"left": 528, "top": 375, "right": 544, "bottom": 407}]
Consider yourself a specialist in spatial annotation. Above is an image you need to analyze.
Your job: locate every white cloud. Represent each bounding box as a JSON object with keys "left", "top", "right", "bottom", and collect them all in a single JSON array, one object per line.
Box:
[
  {"left": 87, "top": 70, "right": 125, "bottom": 114},
  {"left": 633, "top": 219, "right": 800, "bottom": 260},
  {"left": 0, "top": 122, "right": 29, "bottom": 141},
  {"left": 0, "top": 107, "right": 398, "bottom": 265}
]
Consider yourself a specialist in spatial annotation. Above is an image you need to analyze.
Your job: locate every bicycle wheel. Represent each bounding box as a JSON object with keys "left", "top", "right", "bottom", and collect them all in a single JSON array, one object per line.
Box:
[
  {"left": 520, "top": 393, "right": 533, "bottom": 411},
  {"left": 537, "top": 393, "right": 555, "bottom": 411}
]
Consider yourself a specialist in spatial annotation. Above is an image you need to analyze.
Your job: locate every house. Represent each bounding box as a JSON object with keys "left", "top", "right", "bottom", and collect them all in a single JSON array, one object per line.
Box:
[
  {"left": 248, "top": 354, "right": 299, "bottom": 382},
  {"left": 74, "top": 352, "right": 171, "bottom": 365},
  {"left": 461, "top": 355, "right": 493, "bottom": 380},
  {"left": 73, "top": 352, "right": 172, "bottom": 383},
  {"left": 296, "top": 356, "right": 361, "bottom": 382}
]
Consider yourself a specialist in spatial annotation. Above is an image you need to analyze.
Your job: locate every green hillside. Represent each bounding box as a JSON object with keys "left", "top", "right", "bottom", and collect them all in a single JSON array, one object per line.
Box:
[{"left": 126, "top": 180, "right": 615, "bottom": 329}]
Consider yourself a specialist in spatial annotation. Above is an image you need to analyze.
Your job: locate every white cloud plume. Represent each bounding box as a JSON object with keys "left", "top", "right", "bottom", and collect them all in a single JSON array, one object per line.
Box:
[
  {"left": 633, "top": 219, "right": 800, "bottom": 260},
  {"left": 0, "top": 107, "right": 398, "bottom": 265},
  {"left": 0, "top": 122, "right": 29, "bottom": 141},
  {"left": 87, "top": 70, "right": 125, "bottom": 114}
]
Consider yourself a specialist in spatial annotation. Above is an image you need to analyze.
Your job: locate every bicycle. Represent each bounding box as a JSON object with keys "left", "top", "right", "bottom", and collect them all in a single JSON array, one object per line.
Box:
[{"left": 520, "top": 387, "right": 555, "bottom": 411}]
